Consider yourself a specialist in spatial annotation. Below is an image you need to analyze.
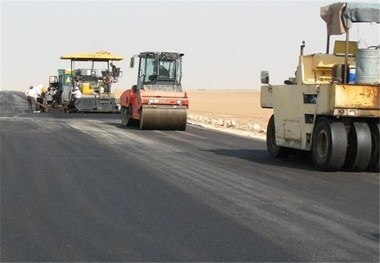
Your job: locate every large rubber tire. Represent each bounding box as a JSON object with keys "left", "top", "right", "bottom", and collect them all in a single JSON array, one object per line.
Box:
[
  {"left": 366, "top": 123, "right": 379, "bottom": 172},
  {"left": 312, "top": 118, "right": 347, "bottom": 171},
  {"left": 266, "top": 114, "right": 287, "bottom": 158},
  {"left": 121, "top": 106, "right": 131, "bottom": 127},
  {"left": 343, "top": 122, "right": 372, "bottom": 172}
]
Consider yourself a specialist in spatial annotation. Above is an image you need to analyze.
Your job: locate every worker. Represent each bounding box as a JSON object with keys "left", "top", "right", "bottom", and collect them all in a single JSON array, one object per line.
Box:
[
  {"left": 45, "top": 87, "right": 54, "bottom": 105},
  {"left": 111, "top": 62, "right": 117, "bottom": 77},
  {"left": 150, "top": 60, "right": 170, "bottom": 80},
  {"left": 71, "top": 86, "right": 82, "bottom": 112},
  {"left": 154, "top": 60, "right": 170, "bottom": 78},
  {"left": 35, "top": 84, "right": 44, "bottom": 111},
  {"left": 25, "top": 85, "right": 38, "bottom": 113},
  {"left": 159, "top": 64, "right": 170, "bottom": 78}
]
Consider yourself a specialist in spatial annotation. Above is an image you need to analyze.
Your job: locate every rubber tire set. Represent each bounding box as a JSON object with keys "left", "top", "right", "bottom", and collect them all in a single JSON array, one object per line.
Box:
[{"left": 266, "top": 114, "right": 379, "bottom": 172}]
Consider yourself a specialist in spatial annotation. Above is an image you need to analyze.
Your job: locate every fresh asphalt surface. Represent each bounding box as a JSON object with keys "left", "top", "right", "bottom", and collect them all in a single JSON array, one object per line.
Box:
[{"left": 1, "top": 91, "right": 379, "bottom": 262}]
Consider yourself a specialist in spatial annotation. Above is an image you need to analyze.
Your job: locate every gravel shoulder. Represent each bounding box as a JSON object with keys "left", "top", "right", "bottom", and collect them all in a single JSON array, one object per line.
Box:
[{"left": 186, "top": 90, "right": 271, "bottom": 140}]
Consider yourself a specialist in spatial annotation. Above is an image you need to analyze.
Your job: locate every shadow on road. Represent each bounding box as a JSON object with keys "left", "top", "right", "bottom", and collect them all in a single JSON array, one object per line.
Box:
[
  {"left": 206, "top": 148, "right": 316, "bottom": 171},
  {"left": 367, "top": 232, "right": 380, "bottom": 242}
]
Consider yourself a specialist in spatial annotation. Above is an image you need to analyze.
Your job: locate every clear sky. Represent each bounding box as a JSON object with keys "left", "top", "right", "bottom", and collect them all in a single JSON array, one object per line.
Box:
[{"left": 1, "top": 0, "right": 379, "bottom": 92}]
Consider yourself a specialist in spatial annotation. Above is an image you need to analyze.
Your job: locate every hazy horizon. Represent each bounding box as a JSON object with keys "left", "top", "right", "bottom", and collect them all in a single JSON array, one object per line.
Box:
[{"left": 1, "top": 0, "right": 379, "bottom": 92}]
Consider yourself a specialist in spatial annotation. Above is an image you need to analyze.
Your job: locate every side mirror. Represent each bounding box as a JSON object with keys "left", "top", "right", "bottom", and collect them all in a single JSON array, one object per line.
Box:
[
  {"left": 130, "top": 57, "right": 135, "bottom": 68},
  {"left": 261, "top": 71, "right": 269, "bottom": 84}
]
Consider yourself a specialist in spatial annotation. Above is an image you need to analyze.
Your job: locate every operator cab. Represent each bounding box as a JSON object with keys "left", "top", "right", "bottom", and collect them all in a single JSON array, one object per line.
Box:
[{"left": 131, "top": 52, "right": 184, "bottom": 91}]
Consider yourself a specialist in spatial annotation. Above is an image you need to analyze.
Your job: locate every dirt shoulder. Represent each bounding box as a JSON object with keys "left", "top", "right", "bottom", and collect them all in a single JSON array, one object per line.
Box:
[{"left": 186, "top": 90, "right": 273, "bottom": 140}]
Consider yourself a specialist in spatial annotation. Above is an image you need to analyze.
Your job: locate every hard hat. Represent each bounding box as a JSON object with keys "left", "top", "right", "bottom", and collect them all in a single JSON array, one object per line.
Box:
[{"left": 75, "top": 87, "right": 79, "bottom": 90}]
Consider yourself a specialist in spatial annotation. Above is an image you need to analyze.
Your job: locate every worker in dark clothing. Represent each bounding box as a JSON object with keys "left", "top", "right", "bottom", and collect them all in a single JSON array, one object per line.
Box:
[{"left": 45, "top": 87, "right": 54, "bottom": 105}]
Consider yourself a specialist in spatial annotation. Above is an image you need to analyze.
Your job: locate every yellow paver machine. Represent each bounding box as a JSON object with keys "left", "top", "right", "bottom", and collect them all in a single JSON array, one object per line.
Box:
[{"left": 51, "top": 51, "right": 123, "bottom": 112}]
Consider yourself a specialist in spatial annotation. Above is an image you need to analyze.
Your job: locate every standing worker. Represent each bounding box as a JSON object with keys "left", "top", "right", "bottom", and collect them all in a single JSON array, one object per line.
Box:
[
  {"left": 25, "top": 85, "right": 38, "bottom": 113},
  {"left": 45, "top": 87, "right": 54, "bottom": 105},
  {"left": 71, "top": 86, "right": 82, "bottom": 112},
  {"left": 35, "top": 84, "right": 45, "bottom": 111}
]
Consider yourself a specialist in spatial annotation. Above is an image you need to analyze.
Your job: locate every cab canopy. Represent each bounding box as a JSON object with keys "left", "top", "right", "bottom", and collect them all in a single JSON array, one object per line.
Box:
[
  {"left": 61, "top": 50, "right": 123, "bottom": 61},
  {"left": 138, "top": 51, "right": 184, "bottom": 60},
  {"left": 321, "top": 2, "right": 380, "bottom": 35}
]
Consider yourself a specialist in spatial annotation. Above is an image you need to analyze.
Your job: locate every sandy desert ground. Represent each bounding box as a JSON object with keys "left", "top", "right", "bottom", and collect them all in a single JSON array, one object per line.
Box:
[{"left": 186, "top": 90, "right": 273, "bottom": 138}]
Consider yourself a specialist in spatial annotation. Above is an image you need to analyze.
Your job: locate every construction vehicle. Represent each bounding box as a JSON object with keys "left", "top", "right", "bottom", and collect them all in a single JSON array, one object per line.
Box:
[
  {"left": 260, "top": 2, "right": 379, "bottom": 172},
  {"left": 50, "top": 51, "right": 123, "bottom": 112},
  {"left": 120, "top": 52, "right": 189, "bottom": 130}
]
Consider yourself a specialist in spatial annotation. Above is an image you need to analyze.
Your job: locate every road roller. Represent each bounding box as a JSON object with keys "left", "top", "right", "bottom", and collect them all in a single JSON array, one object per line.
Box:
[
  {"left": 260, "top": 2, "right": 379, "bottom": 172},
  {"left": 120, "top": 52, "right": 189, "bottom": 130}
]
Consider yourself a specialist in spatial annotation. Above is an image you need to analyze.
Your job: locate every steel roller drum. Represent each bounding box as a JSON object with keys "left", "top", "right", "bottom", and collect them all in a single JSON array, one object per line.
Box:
[{"left": 140, "top": 105, "right": 187, "bottom": 130}]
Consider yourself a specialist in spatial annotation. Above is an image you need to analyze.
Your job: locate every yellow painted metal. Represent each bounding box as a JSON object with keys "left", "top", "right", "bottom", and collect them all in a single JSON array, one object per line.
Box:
[
  {"left": 334, "top": 84, "right": 380, "bottom": 110},
  {"left": 300, "top": 54, "right": 356, "bottom": 84},
  {"left": 333, "top": 41, "right": 358, "bottom": 56},
  {"left": 82, "top": 83, "right": 92, "bottom": 95},
  {"left": 61, "top": 51, "right": 123, "bottom": 61}
]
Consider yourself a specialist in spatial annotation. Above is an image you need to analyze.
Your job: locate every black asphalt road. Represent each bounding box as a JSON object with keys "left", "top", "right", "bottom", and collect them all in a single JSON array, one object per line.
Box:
[{"left": 1, "top": 91, "right": 379, "bottom": 262}]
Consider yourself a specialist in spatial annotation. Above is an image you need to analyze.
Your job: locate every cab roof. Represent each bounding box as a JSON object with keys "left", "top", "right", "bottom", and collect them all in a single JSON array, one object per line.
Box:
[
  {"left": 320, "top": 2, "right": 380, "bottom": 35},
  {"left": 61, "top": 51, "right": 123, "bottom": 61},
  {"left": 138, "top": 52, "right": 184, "bottom": 60}
]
